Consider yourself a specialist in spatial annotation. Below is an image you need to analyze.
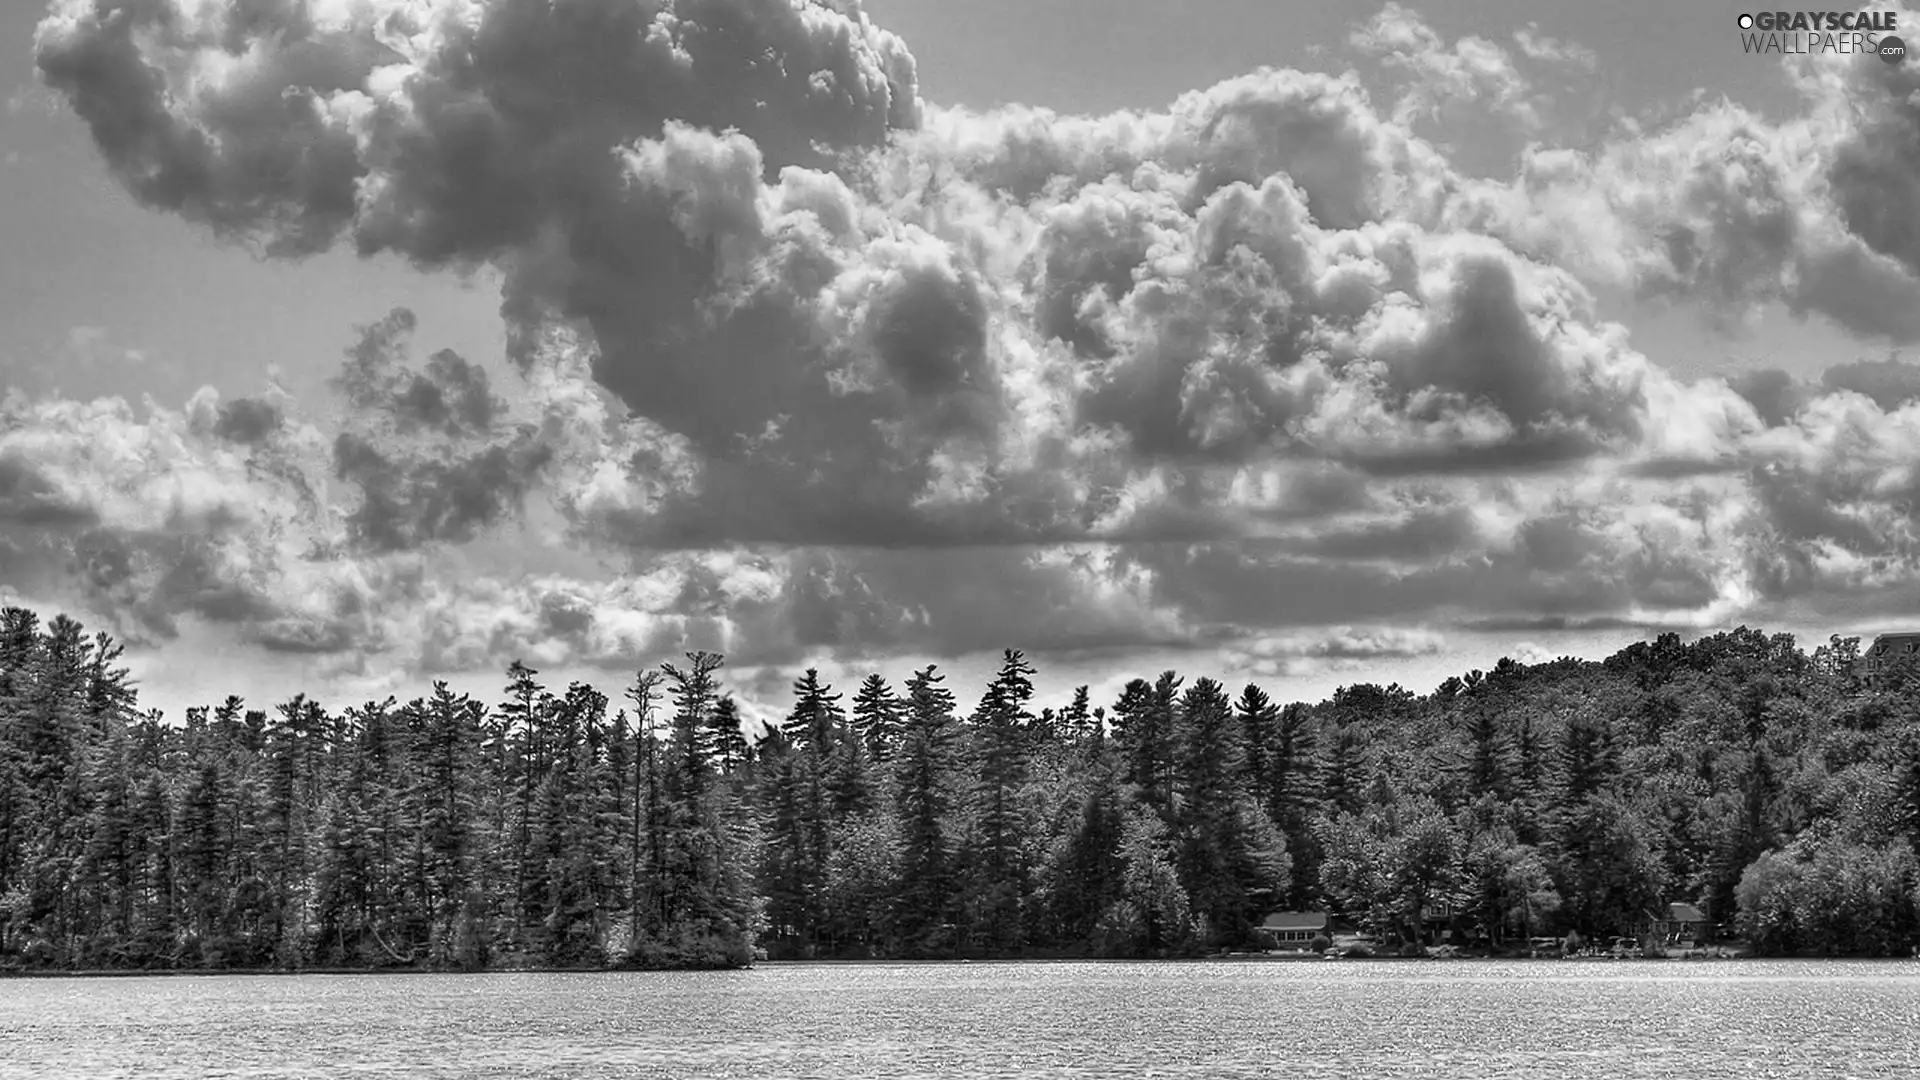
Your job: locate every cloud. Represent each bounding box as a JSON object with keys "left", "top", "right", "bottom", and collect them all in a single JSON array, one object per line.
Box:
[
  {"left": 211, "top": 397, "right": 284, "bottom": 445},
  {"left": 1473, "top": 6, "right": 1920, "bottom": 345},
  {"left": 0, "top": 386, "right": 334, "bottom": 646},
  {"left": 22, "top": 0, "right": 1920, "bottom": 698},
  {"left": 1511, "top": 25, "right": 1598, "bottom": 72},
  {"left": 5, "top": 83, "right": 61, "bottom": 118},
  {"left": 1819, "top": 353, "right": 1920, "bottom": 412},
  {"left": 35, "top": 2, "right": 1666, "bottom": 547},
  {"left": 1506, "top": 641, "right": 1559, "bottom": 666},
  {"left": 60, "top": 325, "right": 148, "bottom": 369},
  {"left": 325, "top": 310, "right": 555, "bottom": 552},
  {"left": 1728, "top": 367, "right": 1809, "bottom": 428},
  {"left": 1223, "top": 624, "right": 1447, "bottom": 678},
  {"left": 1349, "top": 3, "right": 1544, "bottom": 131}
]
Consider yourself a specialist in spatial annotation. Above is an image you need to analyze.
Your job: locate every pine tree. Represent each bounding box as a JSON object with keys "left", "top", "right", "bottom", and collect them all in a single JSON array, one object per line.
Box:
[
  {"left": 965, "top": 650, "right": 1036, "bottom": 953},
  {"left": 261, "top": 694, "right": 325, "bottom": 965},
  {"left": 711, "top": 696, "right": 750, "bottom": 774},
  {"left": 828, "top": 735, "right": 876, "bottom": 823},
  {"left": 851, "top": 674, "right": 903, "bottom": 764},
  {"left": 1461, "top": 694, "right": 1505, "bottom": 800},
  {"left": 77, "top": 719, "right": 135, "bottom": 966},
  {"left": 496, "top": 661, "right": 545, "bottom": 944},
  {"left": 129, "top": 768, "right": 174, "bottom": 964},
  {"left": 1062, "top": 686, "right": 1094, "bottom": 742},
  {"left": 632, "top": 652, "right": 756, "bottom": 968},
  {"left": 624, "top": 669, "right": 665, "bottom": 935},
  {"left": 412, "top": 683, "right": 486, "bottom": 970},
  {"left": 1236, "top": 684, "right": 1278, "bottom": 809},
  {"left": 1176, "top": 678, "right": 1288, "bottom": 949},
  {"left": 1319, "top": 722, "right": 1363, "bottom": 817},
  {"left": 174, "top": 759, "right": 231, "bottom": 967},
  {"left": 891, "top": 666, "right": 959, "bottom": 956},
  {"left": 310, "top": 756, "right": 377, "bottom": 967},
  {"left": 757, "top": 733, "right": 811, "bottom": 950},
  {"left": 0, "top": 608, "right": 39, "bottom": 953},
  {"left": 774, "top": 670, "right": 842, "bottom": 949},
  {"left": 782, "top": 670, "right": 843, "bottom": 757}
]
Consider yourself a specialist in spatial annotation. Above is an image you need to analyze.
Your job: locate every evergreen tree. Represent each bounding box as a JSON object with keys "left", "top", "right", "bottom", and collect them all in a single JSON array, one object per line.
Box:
[
  {"left": 1236, "top": 684, "right": 1278, "bottom": 809},
  {"left": 412, "top": 683, "right": 487, "bottom": 970},
  {"left": 1176, "top": 678, "right": 1289, "bottom": 949},
  {"left": 1319, "top": 723, "right": 1363, "bottom": 818},
  {"left": 892, "top": 666, "right": 959, "bottom": 956},
  {"left": 782, "top": 670, "right": 844, "bottom": 758},
  {"left": 850, "top": 674, "right": 903, "bottom": 764},
  {"left": 757, "top": 734, "right": 812, "bottom": 951},
  {"left": 965, "top": 650, "right": 1036, "bottom": 953},
  {"left": 769, "top": 670, "right": 843, "bottom": 950},
  {"left": 625, "top": 669, "right": 666, "bottom": 938},
  {"left": 1061, "top": 686, "right": 1094, "bottom": 741},
  {"left": 711, "top": 696, "right": 750, "bottom": 775},
  {"left": 497, "top": 661, "right": 545, "bottom": 942},
  {"left": 631, "top": 652, "right": 757, "bottom": 967}
]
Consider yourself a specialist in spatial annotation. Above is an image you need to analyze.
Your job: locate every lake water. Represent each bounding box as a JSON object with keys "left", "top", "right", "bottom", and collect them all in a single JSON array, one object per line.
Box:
[{"left": 2, "top": 959, "right": 1917, "bottom": 1078}]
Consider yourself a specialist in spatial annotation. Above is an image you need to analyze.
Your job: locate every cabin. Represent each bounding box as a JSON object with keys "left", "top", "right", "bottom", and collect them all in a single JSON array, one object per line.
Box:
[
  {"left": 1417, "top": 895, "right": 1474, "bottom": 944},
  {"left": 1860, "top": 632, "right": 1920, "bottom": 682},
  {"left": 1644, "top": 902, "right": 1712, "bottom": 946},
  {"left": 1258, "top": 911, "right": 1330, "bottom": 948}
]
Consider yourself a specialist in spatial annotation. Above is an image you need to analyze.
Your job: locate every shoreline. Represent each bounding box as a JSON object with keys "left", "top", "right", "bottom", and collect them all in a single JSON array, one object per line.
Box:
[{"left": 7, "top": 953, "right": 1916, "bottom": 979}]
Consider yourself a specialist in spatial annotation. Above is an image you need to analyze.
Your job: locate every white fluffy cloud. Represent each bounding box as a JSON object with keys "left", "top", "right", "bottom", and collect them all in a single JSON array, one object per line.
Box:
[{"left": 17, "top": 0, "right": 1920, "bottom": 699}]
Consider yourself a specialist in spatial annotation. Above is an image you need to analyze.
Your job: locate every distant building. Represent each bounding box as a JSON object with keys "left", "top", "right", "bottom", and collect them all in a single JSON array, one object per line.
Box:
[
  {"left": 1860, "top": 632, "right": 1920, "bottom": 681},
  {"left": 1417, "top": 896, "right": 1473, "bottom": 944},
  {"left": 1258, "top": 911, "right": 1329, "bottom": 946},
  {"left": 1644, "top": 902, "right": 1711, "bottom": 946}
]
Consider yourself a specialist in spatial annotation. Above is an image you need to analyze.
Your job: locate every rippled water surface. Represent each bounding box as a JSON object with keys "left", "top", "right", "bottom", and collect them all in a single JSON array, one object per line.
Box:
[{"left": 3, "top": 959, "right": 1919, "bottom": 1078}]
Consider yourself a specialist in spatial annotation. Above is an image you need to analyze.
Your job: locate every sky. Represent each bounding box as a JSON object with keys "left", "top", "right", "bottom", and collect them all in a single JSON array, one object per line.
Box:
[{"left": 3, "top": 0, "right": 1919, "bottom": 725}]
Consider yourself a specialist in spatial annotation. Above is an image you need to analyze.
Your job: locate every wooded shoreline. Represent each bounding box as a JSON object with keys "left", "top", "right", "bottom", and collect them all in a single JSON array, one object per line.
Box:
[
  {"left": 10, "top": 951, "right": 1918, "bottom": 980},
  {"left": 3, "top": 607, "right": 1919, "bottom": 974}
]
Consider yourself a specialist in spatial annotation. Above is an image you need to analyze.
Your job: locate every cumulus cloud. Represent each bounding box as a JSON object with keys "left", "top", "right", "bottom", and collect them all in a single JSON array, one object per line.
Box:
[
  {"left": 21, "top": 0, "right": 1920, "bottom": 698},
  {"left": 1349, "top": 3, "right": 1544, "bottom": 131},
  {"left": 1, "top": 386, "right": 334, "bottom": 645},
  {"left": 1474, "top": 6, "right": 1920, "bottom": 346},
  {"left": 1505, "top": 641, "right": 1560, "bottom": 666},
  {"left": 1225, "top": 624, "right": 1447, "bottom": 678},
  {"left": 325, "top": 309, "right": 555, "bottom": 552},
  {"left": 1511, "top": 25, "right": 1597, "bottom": 72}
]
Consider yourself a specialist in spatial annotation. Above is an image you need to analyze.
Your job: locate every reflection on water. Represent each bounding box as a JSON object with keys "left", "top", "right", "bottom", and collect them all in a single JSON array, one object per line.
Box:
[{"left": 2, "top": 959, "right": 1918, "bottom": 1079}]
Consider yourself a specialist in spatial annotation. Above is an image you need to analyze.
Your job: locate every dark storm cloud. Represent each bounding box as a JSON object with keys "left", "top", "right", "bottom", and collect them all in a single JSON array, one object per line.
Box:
[
  {"left": 1820, "top": 355, "right": 1920, "bottom": 413},
  {"left": 0, "top": 454, "right": 94, "bottom": 527},
  {"left": 1728, "top": 368, "right": 1806, "bottom": 429},
  {"left": 211, "top": 397, "right": 285, "bottom": 444}
]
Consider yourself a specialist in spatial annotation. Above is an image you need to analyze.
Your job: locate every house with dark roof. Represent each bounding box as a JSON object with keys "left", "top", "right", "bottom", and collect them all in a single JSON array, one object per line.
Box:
[
  {"left": 1644, "top": 902, "right": 1711, "bottom": 946},
  {"left": 1860, "top": 632, "right": 1920, "bottom": 682},
  {"left": 1258, "top": 910, "right": 1329, "bottom": 948},
  {"left": 1416, "top": 891, "right": 1476, "bottom": 944}
]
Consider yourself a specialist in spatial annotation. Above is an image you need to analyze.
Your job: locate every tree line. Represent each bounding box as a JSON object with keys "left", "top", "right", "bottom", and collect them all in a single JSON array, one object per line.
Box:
[{"left": 1, "top": 605, "right": 1917, "bottom": 971}]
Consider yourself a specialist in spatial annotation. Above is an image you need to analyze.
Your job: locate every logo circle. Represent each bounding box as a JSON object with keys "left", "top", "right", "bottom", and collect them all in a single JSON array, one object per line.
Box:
[
  {"left": 1737, "top": 13, "right": 1754, "bottom": 29},
  {"left": 1882, "top": 35, "right": 1908, "bottom": 63}
]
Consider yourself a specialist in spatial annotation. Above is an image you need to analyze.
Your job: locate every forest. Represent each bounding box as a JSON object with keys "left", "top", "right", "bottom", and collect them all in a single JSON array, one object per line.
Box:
[{"left": 0, "top": 604, "right": 1917, "bottom": 972}]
